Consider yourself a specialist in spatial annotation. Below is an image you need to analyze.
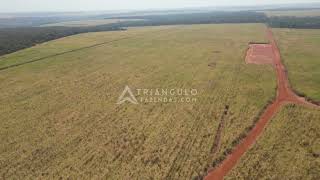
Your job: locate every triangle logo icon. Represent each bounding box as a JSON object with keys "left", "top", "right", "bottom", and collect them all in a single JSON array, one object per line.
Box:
[{"left": 117, "top": 86, "right": 139, "bottom": 105}]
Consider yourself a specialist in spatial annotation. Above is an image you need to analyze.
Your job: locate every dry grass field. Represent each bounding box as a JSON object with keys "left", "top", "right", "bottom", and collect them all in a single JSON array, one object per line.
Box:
[
  {"left": 225, "top": 104, "right": 320, "bottom": 180},
  {"left": 0, "top": 24, "right": 276, "bottom": 179},
  {"left": 273, "top": 28, "right": 320, "bottom": 102}
]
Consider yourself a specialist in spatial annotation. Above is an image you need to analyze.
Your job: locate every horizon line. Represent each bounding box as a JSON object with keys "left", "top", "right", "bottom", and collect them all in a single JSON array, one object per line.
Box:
[{"left": 1, "top": 2, "right": 320, "bottom": 14}]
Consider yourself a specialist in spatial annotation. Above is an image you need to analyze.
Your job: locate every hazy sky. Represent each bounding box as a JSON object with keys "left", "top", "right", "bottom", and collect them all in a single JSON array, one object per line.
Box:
[{"left": 0, "top": 0, "right": 318, "bottom": 12}]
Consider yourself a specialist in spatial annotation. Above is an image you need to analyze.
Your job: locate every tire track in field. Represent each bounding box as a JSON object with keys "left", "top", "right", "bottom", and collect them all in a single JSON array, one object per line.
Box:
[
  {"left": 205, "top": 28, "right": 320, "bottom": 180},
  {"left": 210, "top": 105, "right": 229, "bottom": 155}
]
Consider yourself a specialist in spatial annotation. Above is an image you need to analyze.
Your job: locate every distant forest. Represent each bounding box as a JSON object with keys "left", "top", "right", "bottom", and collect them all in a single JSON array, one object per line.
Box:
[
  {"left": 0, "top": 25, "right": 125, "bottom": 56},
  {"left": 108, "top": 11, "right": 320, "bottom": 29},
  {"left": 107, "top": 11, "right": 268, "bottom": 25},
  {"left": 268, "top": 16, "right": 320, "bottom": 29},
  {"left": 1, "top": 11, "right": 320, "bottom": 56}
]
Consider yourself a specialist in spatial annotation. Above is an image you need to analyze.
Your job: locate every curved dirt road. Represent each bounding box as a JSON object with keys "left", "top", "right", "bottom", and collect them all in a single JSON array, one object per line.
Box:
[{"left": 205, "top": 28, "right": 319, "bottom": 180}]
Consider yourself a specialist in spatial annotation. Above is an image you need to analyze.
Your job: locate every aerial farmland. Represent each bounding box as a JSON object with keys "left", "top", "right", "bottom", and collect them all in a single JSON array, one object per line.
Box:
[{"left": 0, "top": 1, "right": 319, "bottom": 180}]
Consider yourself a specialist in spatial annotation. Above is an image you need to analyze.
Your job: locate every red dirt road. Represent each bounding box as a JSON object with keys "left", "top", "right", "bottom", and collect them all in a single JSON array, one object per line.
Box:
[{"left": 205, "top": 28, "right": 319, "bottom": 180}]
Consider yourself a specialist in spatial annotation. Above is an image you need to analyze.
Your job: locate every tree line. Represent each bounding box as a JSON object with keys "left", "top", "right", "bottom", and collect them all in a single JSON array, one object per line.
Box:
[{"left": 268, "top": 16, "right": 320, "bottom": 29}]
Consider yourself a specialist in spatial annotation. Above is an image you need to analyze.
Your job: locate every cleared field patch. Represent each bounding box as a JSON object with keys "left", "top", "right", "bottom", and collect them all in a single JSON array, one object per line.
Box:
[
  {"left": 225, "top": 104, "right": 320, "bottom": 180},
  {"left": 41, "top": 19, "right": 143, "bottom": 27},
  {"left": 245, "top": 44, "right": 274, "bottom": 65},
  {"left": 264, "top": 9, "right": 320, "bottom": 17},
  {"left": 273, "top": 28, "right": 320, "bottom": 102},
  {"left": 0, "top": 24, "right": 276, "bottom": 179}
]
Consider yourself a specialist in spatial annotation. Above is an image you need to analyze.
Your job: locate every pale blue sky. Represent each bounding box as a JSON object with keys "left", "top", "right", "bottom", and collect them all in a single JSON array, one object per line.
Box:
[{"left": 0, "top": 0, "right": 318, "bottom": 12}]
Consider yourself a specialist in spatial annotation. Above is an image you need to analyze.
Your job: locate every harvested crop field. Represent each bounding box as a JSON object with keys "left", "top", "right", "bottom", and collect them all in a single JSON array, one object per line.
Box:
[{"left": 0, "top": 23, "right": 277, "bottom": 179}]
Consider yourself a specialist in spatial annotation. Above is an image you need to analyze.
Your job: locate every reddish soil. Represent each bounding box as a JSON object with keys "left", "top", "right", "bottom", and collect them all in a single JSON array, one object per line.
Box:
[
  {"left": 245, "top": 44, "right": 274, "bottom": 65},
  {"left": 205, "top": 28, "right": 319, "bottom": 180}
]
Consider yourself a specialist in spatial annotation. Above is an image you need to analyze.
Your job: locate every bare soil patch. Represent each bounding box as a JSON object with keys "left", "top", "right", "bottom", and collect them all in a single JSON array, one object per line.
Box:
[{"left": 245, "top": 44, "right": 274, "bottom": 65}]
